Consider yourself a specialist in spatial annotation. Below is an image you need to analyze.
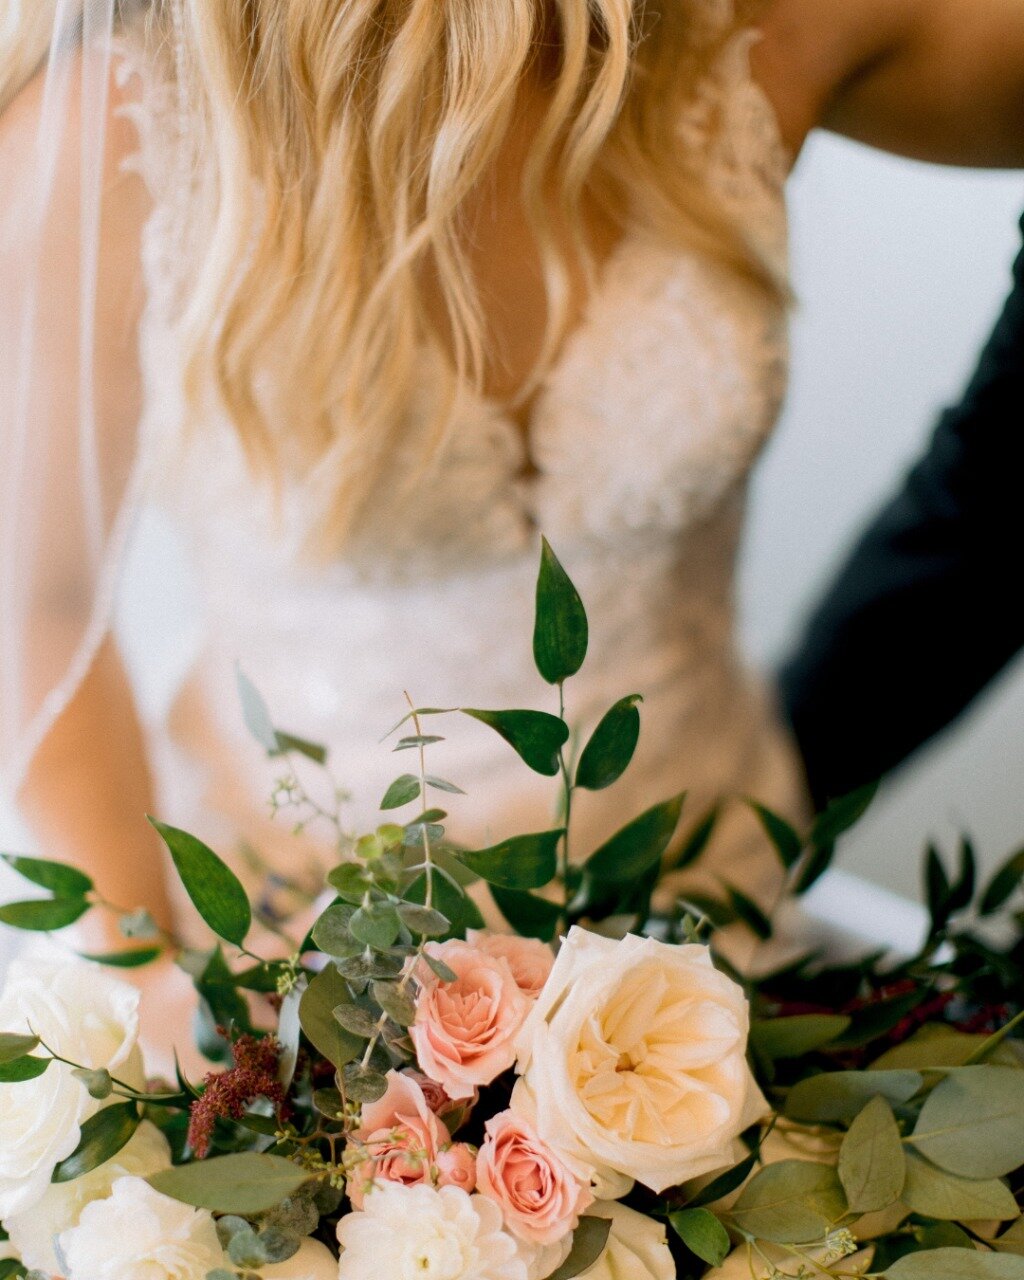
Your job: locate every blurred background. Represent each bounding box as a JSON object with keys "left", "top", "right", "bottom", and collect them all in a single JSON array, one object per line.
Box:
[{"left": 2, "top": 132, "right": 1023, "bottom": 912}]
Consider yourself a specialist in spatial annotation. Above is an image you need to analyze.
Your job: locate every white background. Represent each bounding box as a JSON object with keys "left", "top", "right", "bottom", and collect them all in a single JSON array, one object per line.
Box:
[{"left": 3, "top": 133, "right": 1024, "bottom": 911}]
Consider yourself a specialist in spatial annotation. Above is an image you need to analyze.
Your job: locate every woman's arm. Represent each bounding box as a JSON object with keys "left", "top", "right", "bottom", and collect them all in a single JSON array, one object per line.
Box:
[{"left": 757, "top": 0, "right": 1024, "bottom": 165}]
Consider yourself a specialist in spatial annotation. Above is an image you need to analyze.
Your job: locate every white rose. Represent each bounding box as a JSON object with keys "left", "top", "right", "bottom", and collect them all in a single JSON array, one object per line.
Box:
[
  {"left": 578, "top": 1202, "right": 675, "bottom": 1280},
  {"left": 4, "top": 1120, "right": 171, "bottom": 1274},
  {"left": 58, "top": 1176, "right": 224, "bottom": 1280},
  {"left": 513, "top": 929, "right": 766, "bottom": 1196},
  {"left": 260, "top": 1237, "right": 340, "bottom": 1278},
  {"left": 0, "top": 949, "right": 144, "bottom": 1218},
  {"left": 336, "top": 1184, "right": 526, "bottom": 1280}
]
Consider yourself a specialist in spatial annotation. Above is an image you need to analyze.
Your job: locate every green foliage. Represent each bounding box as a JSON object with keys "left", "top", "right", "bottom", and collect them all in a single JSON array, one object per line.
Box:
[
  {"left": 886, "top": 1253, "right": 1024, "bottom": 1279},
  {"left": 0, "top": 898, "right": 89, "bottom": 931},
  {"left": 749, "top": 1015, "right": 851, "bottom": 1062},
  {"left": 462, "top": 708, "right": 569, "bottom": 776},
  {"left": 0, "top": 1033, "right": 39, "bottom": 1064},
  {"left": 730, "top": 1161, "right": 848, "bottom": 1244},
  {"left": 149, "top": 820, "right": 251, "bottom": 947},
  {"left": 911, "top": 1067, "right": 1024, "bottom": 1179},
  {"left": 490, "top": 886, "right": 562, "bottom": 941},
  {"left": 149, "top": 1154, "right": 310, "bottom": 1214},
  {"left": 1, "top": 854, "right": 92, "bottom": 897},
  {"left": 546, "top": 1217, "right": 612, "bottom": 1280},
  {"left": 457, "top": 830, "right": 562, "bottom": 890},
  {"left": 298, "top": 966, "right": 365, "bottom": 1069},
  {"left": 900, "top": 1150, "right": 1019, "bottom": 1221},
  {"left": 838, "top": 1095, "right": 906, "bottom": 1213},
  {"left": 533, "top": 537, "right": 589, "bottom": 685},
  {"left": 669, "top": 1208, "right": 730, "bottom": 1267},
  {"left": 583, "top": 793, "right": 686, "bottom": 890},
  {"left": 53, "top": 1102, "right": 140, "bottom": 1182},
  {"left": 0, "top": 1056, "right": 50, "bottom": 1083},
  {"left": 785, "top": 1070, "right": 924, "bottom": 1123},
  {"left": 575, "top": 696, "right": 642, "bottom": 791}
]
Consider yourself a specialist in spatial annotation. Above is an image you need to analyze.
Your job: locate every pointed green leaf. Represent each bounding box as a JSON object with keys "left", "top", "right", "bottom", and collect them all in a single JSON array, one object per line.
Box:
[
  {"left": 458, "top": 830, "right": 561, "bottom": 891},
  {"left": 0, "top": 1033, "right": 39, "bottom": 1064},
  {"left": 490, "top": 886, "right": 562, "bottom": 942},
  {"left": 912, "top": 1066, "right": 1024, "bottom": 1179},
  {"left": 785, "top": 1070, "right": 924, "bottom": 1123},
  {"left": 839, "top": 1095, "right": 905, "bottom": 1213},
  {"left": 77, "top": 947, "right": 163, "bottom": 969},
  {"left": 534, "top": 538, "right": 588, "bottom": 685},
  {"left": 750, "top": 1015, "right": 851, "bottom": 1061},
  {"left": 272, "top": 732, "right": 329, "bottom": 765},
  {"left": 0, "top": 1055, "right": 50, "bottom": 1083},
  {"left": 149, "top": 820, "right": 250, "bottom": 946},
  {"left": 901, "top": 1151, "right": 1019, "bottom": 1221},
  {"left": 585, "top": 793, "right": 686, "bottom": 886},
  {"left": 725, "top": 883, "right": 773, "bottom": 940},
  {"left": 981, "top": 846, "right": 1024, "bottom": 916},
  {"left": 810, "top": 782, "right": 879, "bottom": 846},
  {"left": 547, "top": 1217, "right": 612, "bottom": 1280},
  {"left": 462, "top": 709, "right": 569, "bottom": 777},
  {"left": 747, "top": 802, "right": 804, "bottom": 868},
  {"left": 669, "top": 1208, "right": 730, "bottom": 1267},
  {"left": 150, "top": 1154, "right": 309, "bottom": 1215},
  {"left": 298, "top": 965, "right": 365, "bottom": 1068},
  {"left": 0, "top": 898, "right": 89, "bottom": 931},
  {"left": 668, "top": 805, "right": 720, "bottom": 872},
  {"left": 731, "top": 1161, "right": 848, "bottom": 1244},
  {"left": 1, "top": 854, "right": 92, "bottom": 897},
  {"left": 887, "top": 1251, "right": 1024, "bottom": 1279},
  {"left": 575, "top": 696, "right": 642, "bottom": 791},
  {"left": 236, "top": 666, "right": 279, "bottom": 753},
  {"left": 404, "top": 871, "right": 485, "bottom": 936},
  {"left": 52, "top": 1102, "right": 140, "bottom": 1183},
  {"left": 381, "top": 775, "right": 421, "bottom": 810}
]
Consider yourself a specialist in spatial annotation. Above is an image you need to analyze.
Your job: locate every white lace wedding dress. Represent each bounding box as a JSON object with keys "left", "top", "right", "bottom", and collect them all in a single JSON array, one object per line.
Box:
[{"left": 115, "top": 17, "right": 806, "bottom": 930}]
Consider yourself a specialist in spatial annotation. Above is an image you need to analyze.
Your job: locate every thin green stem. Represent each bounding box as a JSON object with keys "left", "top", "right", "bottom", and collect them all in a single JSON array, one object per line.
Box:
[{"left": 558, "top": 682, "right": 573, "bottom": 921}]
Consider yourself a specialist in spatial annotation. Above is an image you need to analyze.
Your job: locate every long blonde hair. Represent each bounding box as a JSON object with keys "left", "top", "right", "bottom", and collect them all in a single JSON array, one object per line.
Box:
[{"left": 5, "top": 0, "right": 776, "bottom": 550}]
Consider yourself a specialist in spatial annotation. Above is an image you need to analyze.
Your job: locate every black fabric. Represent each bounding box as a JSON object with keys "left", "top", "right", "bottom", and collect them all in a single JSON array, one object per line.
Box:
[{"left": 779, "top": 213, "right": 1024, "bottom": 809}]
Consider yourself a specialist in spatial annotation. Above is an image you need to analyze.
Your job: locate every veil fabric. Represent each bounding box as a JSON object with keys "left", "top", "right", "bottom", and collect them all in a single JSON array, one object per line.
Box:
[{"left": 0, "top": 0, "right": 148, "bottom": 796}]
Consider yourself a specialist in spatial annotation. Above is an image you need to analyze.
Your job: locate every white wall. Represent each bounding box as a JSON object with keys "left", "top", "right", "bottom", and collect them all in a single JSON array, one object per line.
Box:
[
  {"left": 741, "top": 133, "right": 1024, "bottom": 900},
  {"left": 3, "top": 134, "right": 1024, "bottom": 910}
]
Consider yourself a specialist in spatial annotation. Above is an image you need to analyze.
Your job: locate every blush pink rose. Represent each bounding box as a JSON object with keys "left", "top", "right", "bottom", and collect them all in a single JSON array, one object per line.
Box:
[
  {"left": 467, "top": 932, "right": 555, "bottom": 999},
  {"left": 435, "top": 1143, "right": 477, "bottom": 1194},
  {"left": 347, "top": 1070, "right": 447, "bottom": 1208},
  {"left": 410, "top": 941, "right": 531, "bottom": 1101},
  {"left": 476, "top": 1110, "right": 594, "bottom": 1246}
]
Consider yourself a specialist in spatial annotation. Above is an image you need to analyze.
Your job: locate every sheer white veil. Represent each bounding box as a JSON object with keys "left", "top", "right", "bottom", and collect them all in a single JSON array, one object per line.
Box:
[{"left": 0, "top": 0, "right": 148, "bottom": 797}]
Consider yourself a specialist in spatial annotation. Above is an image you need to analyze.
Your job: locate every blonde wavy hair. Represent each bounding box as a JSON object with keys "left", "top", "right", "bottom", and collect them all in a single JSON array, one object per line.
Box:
[{"left": 5, "top": 0, "right": 775, "bottom": 551}]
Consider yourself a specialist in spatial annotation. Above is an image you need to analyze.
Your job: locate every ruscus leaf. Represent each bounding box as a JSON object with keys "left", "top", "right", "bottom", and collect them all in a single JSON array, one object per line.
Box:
[
  {"left": 149, "top": 819, "right": 251, "bottom": 946},
  {"left": 533, "top": 537, "right": 589, "bottom": 685}
]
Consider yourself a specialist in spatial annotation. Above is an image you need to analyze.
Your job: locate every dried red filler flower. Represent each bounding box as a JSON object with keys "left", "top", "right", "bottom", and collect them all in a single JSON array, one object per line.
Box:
[{"left": 187, "top": 1032, "right": 285, "bottom": 1158}]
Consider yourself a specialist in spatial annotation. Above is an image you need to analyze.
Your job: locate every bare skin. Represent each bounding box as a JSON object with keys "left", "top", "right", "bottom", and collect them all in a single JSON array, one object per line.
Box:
[{"left": 6, "top": 0, "right": 1024, "bottom": 1068}]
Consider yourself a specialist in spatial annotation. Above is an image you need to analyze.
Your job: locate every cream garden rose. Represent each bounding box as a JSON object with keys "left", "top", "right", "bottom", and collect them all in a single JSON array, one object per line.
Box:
[
  {"left": 3, "top": 1120, "right": 171, "bottom": 1274},
  {"left": 58, "top": 1176, "right": 225, "bottom": 1280},
  {"left": 0, "top": 949, "right": 144, "bottom": 1218},
  {"left": 513, "top": 929, "right": 766, "bottom": 1195}
]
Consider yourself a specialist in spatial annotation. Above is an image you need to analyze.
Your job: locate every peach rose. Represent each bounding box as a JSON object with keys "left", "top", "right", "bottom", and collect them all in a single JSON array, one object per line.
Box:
[
  {"left": 347, "top": 1070, "right": 447, "bottom": 1207},
  {"left": 411, "top": 941, "right": 531, "bottom": 1101},
  {"left": 436, "top": 1143, "right": 478, "bottom": 1194},
  {"left": 476, "top": 1110, "right": 593, "bottom": 1246},
  {"left": 467, "top": 932, "right": 555, "bottom": 999}
]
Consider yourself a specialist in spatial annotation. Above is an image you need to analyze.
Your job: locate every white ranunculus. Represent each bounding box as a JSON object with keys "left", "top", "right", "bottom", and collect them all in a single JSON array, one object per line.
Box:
[
  {"left": 58, "top": 1176, "right": 224, "bottom": 1280},
  {"left": 336, "top": 1184, "right": 527, "bottom": 1280},
  {"left": 4, "top": 1120, "right": 171, "bottom": 1274},
  {"left": 513, "top": 928, "right": 766, "bottom": 1196},
  {"left": 0, "top": 949, "right": 144, "bottom": 1218},
  {"left": 577, "top": 1202, "right": 675, "bottom": 1280},
  {"left": 260, "top": 1237, "right": 340, "bottom": 1278}
]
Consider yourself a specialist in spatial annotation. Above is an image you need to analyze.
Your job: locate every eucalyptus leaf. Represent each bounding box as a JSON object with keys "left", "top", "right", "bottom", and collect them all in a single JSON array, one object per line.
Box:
[
  {"left": 533, "top": 537, "right": 588, "bottom": 685},
  {"left": 349, "top": 902, "right": 402, "bottom": 950},
  {"left": 912, "top": 1066, "right": 1024, "bottom": 1179},
  {"left": 584, "top": 793, "right": 686, "bottom": 887},
  {"left": 458, "top": 830, "right": 562, "bottom": 890},
  {"left": 396, "top": 903, "right": 450, "bottom": 937},
  {"left": 404, "top": 870, "right": 485, "bottom": 936},
  {"left": 333, "top": 1003, "right": 380, "bottom": 1038},
  {"left": 311, "top": 903, "right": 358, "bottom": 956},
  {"left": 149, "top": 1153, "right": 309, "bottom": 1215},
  {"left": 424, "top": 775, "right": 465, "bottom": 796},
  {"left": 298, "top": 966, "right": 365, "bottom": 1068},
  {"left": 372, "top": 981, "right": 417, "bottom": 1027},
  {"left": 785, "top": 1070, "right": 924, "bottom": 1124},
  {"left": 750, "top": 1015, "right": 851, "bottom": 1061},
  {"left": 342, "top": 1066, "right": 389, "bottom": 1104},
  {"left": 235, "top": 666, "right": 279, "bottom": 753},
  {"left": 669, "top": 1208, "right": 730, "bottom": 1267},
  {"left": 547, "top": 1216, "right": 613, "bottom": 1280},
  {"left": 52, "top": 1102, "right": 140, "bottom": 1183},
  {"left": 462, "top": 708, "right": 570, "bottom": 777},
  {"left": 1, "top": 854, "right": 92, "bottom": 898},
  {"left": 0, "top": 898, "right": 89, "bottom": 932},
  {"left": 381, "top": 774, "right": 421, "bottom": 811},
  {"left": 149, "top": 819, "right": 251, "bottom": 946},
  {"left": 730, "top": 1161, "right": 848, "bottom": 1244},
  {"left": 838, "top": 1095, "right": 906, "bottom": 1213},
  {"left": 328, "top": 864, "right": 372, "bottom": 904},
  {"left": 575, "top": 696, "right": 642, "bottom": 791},
  {"left": 886, "top": 1251, "right": 1024, "bottom": 1279},
  {"left": 901, "top": 1151, "right": 1019, "bottom": 1221}
]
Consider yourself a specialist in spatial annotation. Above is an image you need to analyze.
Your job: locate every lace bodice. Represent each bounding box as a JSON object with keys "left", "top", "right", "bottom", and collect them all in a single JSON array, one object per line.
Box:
[{"left": 117, "top": 15, "right": 805, "bottom": 928}]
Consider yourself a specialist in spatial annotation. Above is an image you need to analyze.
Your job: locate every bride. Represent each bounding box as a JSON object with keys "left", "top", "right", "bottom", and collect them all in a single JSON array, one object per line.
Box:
[{"left": 2, "top": 0, "right": 1024, "bottom": 1044}]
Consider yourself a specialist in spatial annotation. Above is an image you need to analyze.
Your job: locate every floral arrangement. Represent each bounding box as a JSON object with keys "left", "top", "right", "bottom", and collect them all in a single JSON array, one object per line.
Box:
[{"left": 2, "top": 541, "right": 1024, "bottom": 1280}]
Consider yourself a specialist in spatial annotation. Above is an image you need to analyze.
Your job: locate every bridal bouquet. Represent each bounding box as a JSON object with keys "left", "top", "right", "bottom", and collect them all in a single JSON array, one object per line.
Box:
[{"left": 2, "top": 542, "right": 1024, "bottom": 1280}]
